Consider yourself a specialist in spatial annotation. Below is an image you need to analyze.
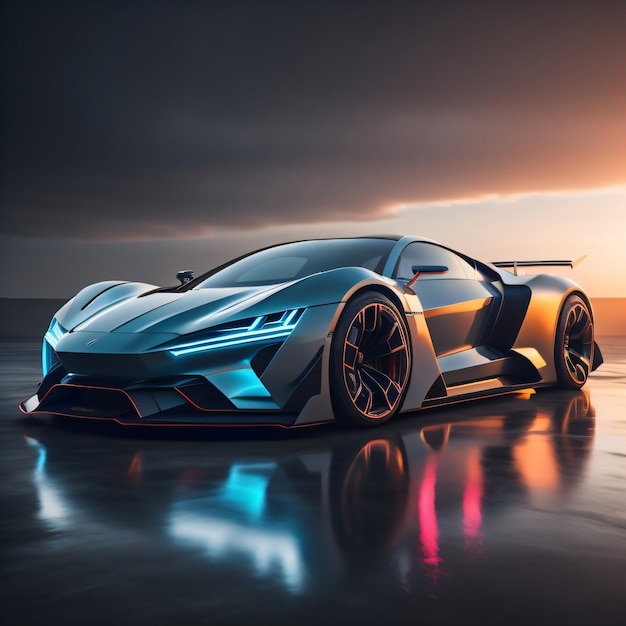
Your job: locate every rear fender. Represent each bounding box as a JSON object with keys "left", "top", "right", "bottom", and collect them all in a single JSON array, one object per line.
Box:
[{"left": 511, "top": 274, "right": 586, "bottom": 384}]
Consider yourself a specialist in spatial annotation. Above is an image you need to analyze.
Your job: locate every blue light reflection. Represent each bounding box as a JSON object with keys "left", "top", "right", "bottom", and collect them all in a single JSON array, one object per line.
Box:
[
  {"left": 221, "top": 463, "right": 275, "bottom": 519},
  {"left": 167, "top": 462, "right": 306, "bottom": 593},
  {"left": 24, "top": 436, "right": 70, "bottom": 525}
]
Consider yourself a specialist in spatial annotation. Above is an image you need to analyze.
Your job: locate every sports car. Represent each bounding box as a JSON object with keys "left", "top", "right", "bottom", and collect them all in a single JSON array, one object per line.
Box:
[{"left": 20, "top": 235, "right": 603, "bottom": 428}]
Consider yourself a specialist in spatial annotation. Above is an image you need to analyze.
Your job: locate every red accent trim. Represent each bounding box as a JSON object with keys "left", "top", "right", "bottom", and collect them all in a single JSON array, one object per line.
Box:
[
  {"left": 174, "top": 387, "right": 288, "bottom": 414},
  {"left": 173, "top": 387, "right": 263, "bottom": 413},
  {"left": 20, "top": 407, "right": 326, "bottom": 429},
  {"left": 406, "top": 270, "right": 420, "bottom": 288},
  {"left": 20, "top": 383, "right": 330, "bottom": 429},
  {"left": 174, "top": 387, "right": 233, "bottom": 412}
]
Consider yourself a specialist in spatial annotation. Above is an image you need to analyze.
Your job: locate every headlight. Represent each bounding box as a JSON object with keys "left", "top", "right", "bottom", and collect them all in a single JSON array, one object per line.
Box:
[
  {"left": 42, "top": 318, "right": 67, "bottom": 376},
  {"left": 168, "top": 308, "right": 305, "bottom": 357},
  {"left": 44, "top": 318, "right": 68, "bottom": 348}
]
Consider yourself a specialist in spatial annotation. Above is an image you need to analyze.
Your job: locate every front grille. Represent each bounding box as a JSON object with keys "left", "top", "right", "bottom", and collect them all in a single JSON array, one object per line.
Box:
[
  {"left": 30, "top": 376, "right": 298, "bottom": 427},
  {"left": 56, "top": 351, "right": 170, "bottom": 379},
  {"left": 38, "top": 384, "right": 140, "bottom": 420},
  {"left": 34, "top": 375, "right": 238, "bottom": 423}
]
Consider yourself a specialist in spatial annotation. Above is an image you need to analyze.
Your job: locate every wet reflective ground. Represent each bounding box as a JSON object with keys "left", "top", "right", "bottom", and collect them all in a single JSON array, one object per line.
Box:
[{"left": 1, "top": 339, "right": 625, "bottom": 625}]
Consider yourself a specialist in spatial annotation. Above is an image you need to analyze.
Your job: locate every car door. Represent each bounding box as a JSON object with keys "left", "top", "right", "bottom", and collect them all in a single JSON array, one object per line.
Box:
[{"left": 393, "top": 242, "right": 500, "bottom": 357}]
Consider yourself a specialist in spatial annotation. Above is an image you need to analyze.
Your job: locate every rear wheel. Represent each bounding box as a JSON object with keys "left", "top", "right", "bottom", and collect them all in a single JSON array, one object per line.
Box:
[
  {"left": 330, "top": 293, "right": 411, "bottom": 427},
  {"left": 554, "top": 295, "right": 594, "bottom": 389}
]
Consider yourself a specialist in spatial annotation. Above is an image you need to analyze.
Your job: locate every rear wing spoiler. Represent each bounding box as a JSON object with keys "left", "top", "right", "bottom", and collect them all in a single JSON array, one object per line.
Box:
[{"left": 491, "top": 255, "right": 587, "bottom": 276}]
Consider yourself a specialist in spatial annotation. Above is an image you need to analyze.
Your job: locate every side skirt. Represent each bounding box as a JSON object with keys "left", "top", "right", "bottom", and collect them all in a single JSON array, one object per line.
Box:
[{"left": 417, "top": 379, "right": 541, "bottom": 410}]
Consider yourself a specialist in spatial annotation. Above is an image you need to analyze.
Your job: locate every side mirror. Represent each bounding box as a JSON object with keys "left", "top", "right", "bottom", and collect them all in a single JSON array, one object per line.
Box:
[
  {"left": 407, "top": 265, "right": 448, "bottom": 287},
  {"left": 176, "top": 270, "right": 195, "bottom": 285}
]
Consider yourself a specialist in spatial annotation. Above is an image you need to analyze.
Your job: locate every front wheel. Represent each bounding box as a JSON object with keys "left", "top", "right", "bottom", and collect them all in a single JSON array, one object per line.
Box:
[
  {"left": 330, "top": 293, "right": 411, "bottom": 427},
  {"left": 554, "top": 295, "right": 594, "bottom": 389}
]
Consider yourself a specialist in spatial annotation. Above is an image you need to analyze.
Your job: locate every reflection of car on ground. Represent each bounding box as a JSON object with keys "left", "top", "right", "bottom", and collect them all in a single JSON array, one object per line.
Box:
[
  {"left": 23, "top": 390, "right": 596, "bottom": 594},
  {"left": 20, "top": 235, "right": 603, "bottom": 427}
]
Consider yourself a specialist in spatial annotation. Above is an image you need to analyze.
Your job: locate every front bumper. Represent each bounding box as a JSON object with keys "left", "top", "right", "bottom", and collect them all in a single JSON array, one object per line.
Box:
[
  {"left": 22, "top": 303, "right": 340, "bottom": 427},
  {"left": 19, "top": 375, "right": 304, "bottom": 427}
]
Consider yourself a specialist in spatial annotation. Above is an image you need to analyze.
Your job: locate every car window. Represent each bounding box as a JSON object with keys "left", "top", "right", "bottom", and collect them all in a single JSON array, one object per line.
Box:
[
  {"left": 235, "top": 256, "right": 308, "bottom": 283},
  {"left": 196, "top": 238, "right": 395, "bottom": 288},
  {"left": 393, "top": 242, "right": 475, "bottom": 281}
]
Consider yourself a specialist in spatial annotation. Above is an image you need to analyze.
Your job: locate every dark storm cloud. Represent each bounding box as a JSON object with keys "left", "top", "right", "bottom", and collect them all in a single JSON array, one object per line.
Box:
[{"left": 2, "top": 0, "right": 626, "bottom": 240}]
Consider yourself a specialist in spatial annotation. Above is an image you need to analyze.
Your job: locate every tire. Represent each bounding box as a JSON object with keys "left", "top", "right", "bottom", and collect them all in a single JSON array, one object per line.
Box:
[
  {"left": 330, "top": 292, "right": 411, "bottom": 427},
  {"left": 554, "top": 295, "right": 594, "bottom": 389}
]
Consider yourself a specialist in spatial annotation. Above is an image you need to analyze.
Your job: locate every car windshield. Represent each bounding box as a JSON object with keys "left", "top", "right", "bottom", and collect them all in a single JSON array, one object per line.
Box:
[{"left": 195, "top": 238, "right": 396, "bottom": 288}]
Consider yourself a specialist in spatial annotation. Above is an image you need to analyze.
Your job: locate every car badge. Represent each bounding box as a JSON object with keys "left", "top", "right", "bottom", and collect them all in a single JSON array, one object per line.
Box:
[{"left": 85, "top": 338, "right": 99, "bottom": 347}]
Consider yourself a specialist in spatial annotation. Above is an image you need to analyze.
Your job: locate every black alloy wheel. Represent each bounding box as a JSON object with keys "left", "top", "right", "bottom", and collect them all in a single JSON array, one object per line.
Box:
[
  {"left": 555, "top": 294, "right": 594, "bottom": 389},
  {"left": 330, "top": 293, "right": 411, "bottom": 427}
]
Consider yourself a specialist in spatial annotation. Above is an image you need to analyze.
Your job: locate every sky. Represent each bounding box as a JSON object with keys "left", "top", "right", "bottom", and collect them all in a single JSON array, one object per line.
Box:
[{"left": 1, "top": 0, "right": 625, "bottom": 298}]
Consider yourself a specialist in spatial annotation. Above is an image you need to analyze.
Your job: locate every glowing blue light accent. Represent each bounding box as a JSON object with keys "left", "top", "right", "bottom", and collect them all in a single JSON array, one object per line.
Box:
[
  {"left": 248, "top": 316, "right": 264, "bottom": 331},
  {"left": 44, "top": 318, "right": 67, "bottom": 348},
  {"left": 42, "top": 318, "right": 67, "bottom": 376},
  {"left": 169, "top": 308, "right": 304, "bottom": 357},
  {"left": 280, "top": 309, "right": 300, "bottom": 326},
  {"left": 42, "top": 340, "right": 54, "bottom": 377}
]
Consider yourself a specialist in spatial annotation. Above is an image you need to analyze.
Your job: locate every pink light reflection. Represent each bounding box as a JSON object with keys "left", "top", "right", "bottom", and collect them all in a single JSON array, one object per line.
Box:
[{"left": 418, "top": 455, "right": 445, "bottom": 583}]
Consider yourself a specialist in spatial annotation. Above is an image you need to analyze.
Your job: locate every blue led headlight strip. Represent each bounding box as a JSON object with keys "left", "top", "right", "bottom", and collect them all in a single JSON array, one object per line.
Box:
[
  {"left": 44, "top": 318, "right": 67, "bottom": 348},
  {"left": 169, "top": 309, "right": 305, "bottom": 357},
  {"left": 42, "top": 318, "right": 67, "bottom": 376}
]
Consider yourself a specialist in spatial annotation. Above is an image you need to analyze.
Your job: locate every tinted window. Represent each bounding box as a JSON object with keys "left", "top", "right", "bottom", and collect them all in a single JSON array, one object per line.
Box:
[
  {"left": 393, "top": 242, "right": 475, "bottom": 281},
  {"left": 196, "top": 239, "right": 395, "bottom": 288}
]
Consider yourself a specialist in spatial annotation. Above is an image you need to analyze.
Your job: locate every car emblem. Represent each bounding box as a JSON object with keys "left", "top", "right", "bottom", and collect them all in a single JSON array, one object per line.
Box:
[{"left": 85, "top": 338, "right": 99, "bottom": 347}]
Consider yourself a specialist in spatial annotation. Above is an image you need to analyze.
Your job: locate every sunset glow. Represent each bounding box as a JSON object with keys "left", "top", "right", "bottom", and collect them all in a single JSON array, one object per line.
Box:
[{"left": 1, "top": 2, "right": 625, "bottom": 299}]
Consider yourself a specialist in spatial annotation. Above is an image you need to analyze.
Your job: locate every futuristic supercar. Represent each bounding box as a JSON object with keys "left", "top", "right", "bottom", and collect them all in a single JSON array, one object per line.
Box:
[{"left": 20, "top": 236, "right": 603, "bottom": 428}]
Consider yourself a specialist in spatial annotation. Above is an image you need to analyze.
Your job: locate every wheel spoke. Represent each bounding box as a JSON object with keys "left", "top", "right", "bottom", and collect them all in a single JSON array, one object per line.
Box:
[
  {"left": 341, "top": 301, "right": 410, "bottom": 420},
  {"left": 360, "top": 304, "right": 379, "bottom": 333},
  {"left": 557, "top": 298, "right": 595, "bottom": 388},
  {"left": 343, "top": 340, "right": 360, "bottom": 371},
  {"left": 565, "top": 347, "right": 590, "bottom": 382},
  {"left": 358, "top": 306, "right": 383, "bottom": 353},
  {"left": 361, "top": 366, "right": 402, "bottom": 413},
  {"left": 567, "top": 304, "right": 592, "bottom": 339},
  {"left": 362, "top": 321, "right": 406, "bottom": 361},
  {"left": 353, "top": 375, "right": 373, "bottom": 414}
]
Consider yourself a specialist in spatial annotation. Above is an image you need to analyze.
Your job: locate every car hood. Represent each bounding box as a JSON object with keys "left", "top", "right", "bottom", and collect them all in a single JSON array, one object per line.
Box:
[
  {"left": 55, "top": 266, "right": 393, "bottom": 338},
  {"left": 58, "top": 283, "right": 289, "bottom": 336}
]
